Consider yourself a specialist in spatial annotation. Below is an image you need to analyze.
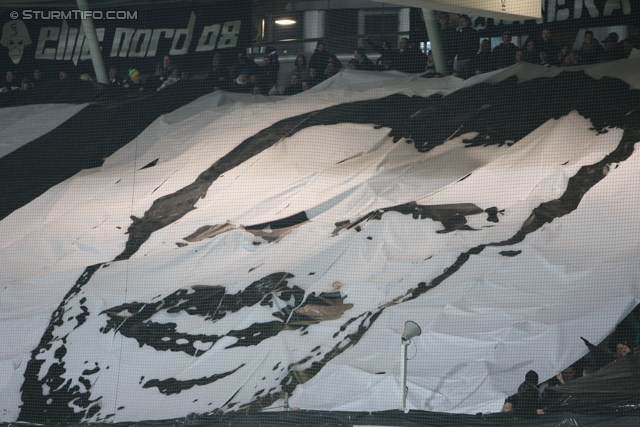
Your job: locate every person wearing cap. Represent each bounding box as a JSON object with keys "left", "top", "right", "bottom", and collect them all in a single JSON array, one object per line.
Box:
[
  {"left": 123, "top": 68, "right": 145, "bottom": 92},
  {"left": 578, "top": 30, "right": 603, "bottom": 64},
  {"left": 509, "top": 370, "right": 544, "bottom": 418},
  {"left": 309, "top": 41, "right": 330, "bottom": 75},
  {"left": 492, "top": 31, "right": 518, "bottom": 69},
  {"left": 128, "top": 68, "right": 140, "bottom": 82}
]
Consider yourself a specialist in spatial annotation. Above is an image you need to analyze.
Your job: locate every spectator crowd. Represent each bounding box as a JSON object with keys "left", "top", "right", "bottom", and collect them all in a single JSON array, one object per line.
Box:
[
  {"left": 501, "top": 305, "right": 640, "bottom": 418},
  {"left": 2, "top": 17, "right": 638, "bottom": 96}
]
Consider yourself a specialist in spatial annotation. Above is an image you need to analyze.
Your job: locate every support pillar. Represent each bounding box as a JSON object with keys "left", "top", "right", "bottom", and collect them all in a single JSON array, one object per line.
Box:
[
  {"left": 77, "top": 0, "right": 108, "bottom": 84},
  {"left": 398, "top": 8, "right": 410, "bottom": 45},
  {"left": 422, "top": 9, "right": 446, "bottom": 75},
  {"left": 304, "top": 10, "right": 325, "bottom": 54}
]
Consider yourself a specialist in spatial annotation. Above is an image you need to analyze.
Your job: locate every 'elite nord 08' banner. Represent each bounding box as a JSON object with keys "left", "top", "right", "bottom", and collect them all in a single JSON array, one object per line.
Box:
[{"left": 0, "top": 2, "right": 252, "bottom": 77}]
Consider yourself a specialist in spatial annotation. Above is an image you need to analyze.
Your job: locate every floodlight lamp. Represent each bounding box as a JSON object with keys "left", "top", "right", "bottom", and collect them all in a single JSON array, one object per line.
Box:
[
  {"left": 401, "top": 320, "right": 421, "bottom": 342},
  {"left": 275, "top": 17, "right": 296, "bottom": 25}
]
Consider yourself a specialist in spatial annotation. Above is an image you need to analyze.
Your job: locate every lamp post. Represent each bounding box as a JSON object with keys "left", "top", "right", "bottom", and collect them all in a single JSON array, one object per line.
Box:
[{"left": 400, "top": 320, "right": 421, "bottom": 413}]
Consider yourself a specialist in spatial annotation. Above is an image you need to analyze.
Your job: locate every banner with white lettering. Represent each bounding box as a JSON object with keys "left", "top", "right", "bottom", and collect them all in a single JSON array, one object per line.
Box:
[
  {"left": 469, "top": 0, "right": 637, "bottom": 36},
  {"left": 410, "top": 0, "right": 637, "bottom": 42},
  {"left": 0, "top": 2, "right": 251, "bottom": 78}
]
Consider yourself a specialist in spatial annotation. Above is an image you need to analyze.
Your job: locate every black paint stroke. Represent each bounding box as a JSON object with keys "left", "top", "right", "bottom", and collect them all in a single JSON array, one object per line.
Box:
[
  {"left": 19, "top": 264, "right": 104, "bottom": 424},
  {"left": 99, "top": 274, "right": 352, "bottom": 358},
  {"left": 500, "top": 250, "right": 522, "bottom": 257},
  {"left": 143, "top": 364, "right": 245, "bottom": 395},
  {"left": 333, "top": 202, "right": 485, "bottom": 235},
  {"left": 184, "top": 211, "right": 309, "bottom": 244}
]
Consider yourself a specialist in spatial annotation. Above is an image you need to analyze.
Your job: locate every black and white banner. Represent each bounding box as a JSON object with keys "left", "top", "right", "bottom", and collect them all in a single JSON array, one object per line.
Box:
[{"left": 0, "top": 2, "right": 251, "bottom": 75}]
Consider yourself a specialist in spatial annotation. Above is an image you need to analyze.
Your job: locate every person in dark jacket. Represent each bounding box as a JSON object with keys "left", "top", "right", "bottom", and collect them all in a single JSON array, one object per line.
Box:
[
  {"left": 492, "top": 32, "right": 518, "bottom": 69},
  {"left": 353, "top": 47, "right": 377, "bottom": 71},
  {"left": 438, "top": 12, "right": 457, "bottom": 73},
  {"left": 1, "top": 70, "right": 19, "bottom": 92},
  {"left": 309, "top": 41, "right": 330, "bottom": 74},
  {"left": 473, "top": 39, "right": 494, "bottom": 74},
  {"left": 324, "top": 54, "right": 343, "bottom": 79},
  {"left": 282, "top": 72, "right": 303, "bottom": 96},
  {"left": 455, "top": 15, "right": 478, "bottom": 77},
  {"left": 146, "top": 65, "right": 167, "bottom": 91},
  {"left": 578, "top": 30, "right": 603, "bottom": 64},
  {"left": 307, "top": 66, "right": 324, "bottom": 86},
  {"left": 237, "top": 51, "right": 261, "bottom": 78},
  {"left": 259, "top": 48, "right": 279, "bottom": 94},
  {"left": 524, "top": 39, "right": 538, "bottom": 63},
  {"left": 207, "top": 53, "right": 230, "bottom": 85},
  {"left": 291, "top": 54, "right": 308, "bottom": 80},
  {"left": 510, "top": 370, "right": 544, "bottom": 418},
  {"left": 538, "top": 28, "right": 560, "bottom": 65},
  {"left": 602, "top": 33, "right": 625, "bottom": 62},
  {"left": 364, "top": 38, "right": 395, "bottom": 71},
  {"left": 107, "top": 67, "right": 126, "bottom": 85},
  {"left": 222, "top": 68, "right": 252, "bottom": 93}
]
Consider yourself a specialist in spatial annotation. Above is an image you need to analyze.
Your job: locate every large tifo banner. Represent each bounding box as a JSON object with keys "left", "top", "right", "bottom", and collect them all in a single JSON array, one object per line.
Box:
[{"left": 0, "top": 2, "right": 251, "bottom": 76}]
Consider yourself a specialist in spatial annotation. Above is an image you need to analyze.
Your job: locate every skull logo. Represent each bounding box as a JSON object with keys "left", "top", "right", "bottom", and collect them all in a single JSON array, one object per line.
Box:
[{"left": 1, "top": 20, "right": 32, "bottom": 65}]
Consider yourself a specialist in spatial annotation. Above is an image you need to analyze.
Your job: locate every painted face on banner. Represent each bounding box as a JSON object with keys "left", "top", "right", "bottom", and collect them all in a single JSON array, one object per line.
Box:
[{"left": 1, "top": 20, "right": 33, "bottom": 64}]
